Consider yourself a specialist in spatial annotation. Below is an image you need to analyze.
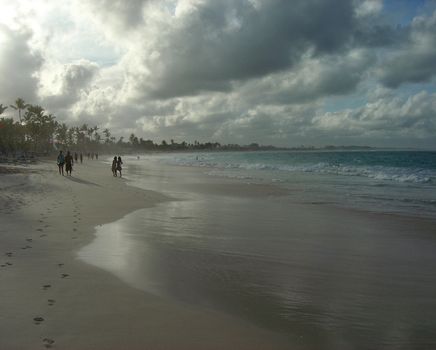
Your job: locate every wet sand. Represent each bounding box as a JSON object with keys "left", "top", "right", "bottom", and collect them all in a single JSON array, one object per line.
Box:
[
  {"left": 0, "top": 161, "right": 293, "bottom": 349},
  {"left": 80, "top": 161, "right": 436, "bottom": 349}
]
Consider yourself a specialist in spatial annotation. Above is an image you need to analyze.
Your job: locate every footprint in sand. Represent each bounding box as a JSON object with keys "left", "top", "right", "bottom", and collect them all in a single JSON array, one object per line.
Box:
[
  {"left": 57, "top": 263, "right": 64, "bottom": 267},
  {"left": 47, "top": 299, "right": 56, "bottom": 306},
  {"left": 42, "top": 284, "right": 51, "bottom": 290},
  {"left": 40, "top": 234, "right": 47, "bottom": 238},
  {"left": 21, "top": 246, "right": 32, "bottom": 250},
  {"left": 61, "top": 273, "right": 69, "bottom": 279},
  {"left": 43, "top": 338, "right": 55, "bottom": 348},
  {"left": 73, "top": 228, "right": 77, "bottom": 232},
  {"left": 36, "top": 228, "right": 43, "bottom": 232},
  {"left": 5, "top": 252, "right": 13, "bottom": 257},
  {"left": 33, "top": 317, "right": 44, "bottom": 325},
  {"left": 26, "top": 238, "right": 33, "bottom": 242}
]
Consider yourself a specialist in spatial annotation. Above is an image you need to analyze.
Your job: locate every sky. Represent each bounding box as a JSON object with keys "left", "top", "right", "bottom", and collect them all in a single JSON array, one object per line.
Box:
[{"left": 0, "top": 0, "right": 435, "bottom": 148}]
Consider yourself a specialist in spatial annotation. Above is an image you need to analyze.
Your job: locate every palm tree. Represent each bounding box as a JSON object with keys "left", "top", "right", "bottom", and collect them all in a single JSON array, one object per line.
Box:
[
  {"left": 0, "top": 104, "right": 8, "bottom": 115},
  {"left": 56, "top": 123, "right": 69, "bottom": 147},
  {"left": 10, "top": 98, "right": 28, "bottom": 124},
  {"left": 103, "top": 128, "right": 111, "bottom": 144},
  {"left": 23, "top": 105, "right": 56, "bottom": 153}
]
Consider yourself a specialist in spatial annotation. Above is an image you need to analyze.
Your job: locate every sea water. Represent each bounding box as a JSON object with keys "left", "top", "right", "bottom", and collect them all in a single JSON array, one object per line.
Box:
[{"left": 127, "top": 150, "right": 436, "bottom": 218}]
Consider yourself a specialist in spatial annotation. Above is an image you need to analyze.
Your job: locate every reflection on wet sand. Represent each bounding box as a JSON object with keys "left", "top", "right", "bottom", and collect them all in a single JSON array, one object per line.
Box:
[{"left": 79, "top": 190, "right": 436, "bottom": 349}]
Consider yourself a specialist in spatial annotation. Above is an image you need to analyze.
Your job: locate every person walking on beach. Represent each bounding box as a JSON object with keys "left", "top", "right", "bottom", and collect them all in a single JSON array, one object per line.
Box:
[
  {"left": 74, "top": 152, "right": 78, "bottom": 163},
  {"left": 112, "top": 156, "right": 117, "bottom": 177},
  {"left": 80, "top": 152, "right": 83, "bottom": 164},
  {"left": 57, "top": 150, "right": 65, "bottom": 176},
  {"left": 65, "top": 151, "right": 74, "bottom": 176},
  {"left": 116, "top": 156, "right": 123, "bottom": 177}
]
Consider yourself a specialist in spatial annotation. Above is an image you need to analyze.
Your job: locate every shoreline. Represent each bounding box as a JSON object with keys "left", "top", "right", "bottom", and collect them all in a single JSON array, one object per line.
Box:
[
  {"left": 96, "top": 159, "right": 436, "bottom": 348},
  {"left": 0, "top": 160, "right": 293, "bottom": 349},
  {"left": 126, "top": 150, "right": 436, "bottom": 220},
  {"left": 2, "top": 159, "right": 436, "bottom": 349}
]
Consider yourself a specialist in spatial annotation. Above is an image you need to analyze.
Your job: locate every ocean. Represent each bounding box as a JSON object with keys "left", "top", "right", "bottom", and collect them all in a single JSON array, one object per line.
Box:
[{"left": 129, "top": 150, "right": 436, "bottom": 219}]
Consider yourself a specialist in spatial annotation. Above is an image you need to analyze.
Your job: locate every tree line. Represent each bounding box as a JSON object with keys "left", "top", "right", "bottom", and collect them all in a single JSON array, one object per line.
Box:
[{"left": 1, "top": 98, "right": 276, "bottom": 157}]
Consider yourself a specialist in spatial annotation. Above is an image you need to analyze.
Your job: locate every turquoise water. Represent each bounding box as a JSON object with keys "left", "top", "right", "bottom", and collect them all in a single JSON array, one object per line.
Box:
[
  {"left": 128, "top": 150, "right": 436, "bottom": 218},
  {"left": 167, "top": 150, "right": 435, "bottom": 181}
]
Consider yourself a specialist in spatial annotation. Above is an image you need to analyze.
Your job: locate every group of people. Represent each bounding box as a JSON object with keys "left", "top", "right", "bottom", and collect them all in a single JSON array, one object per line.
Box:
[
  {"left": 56, "top": 150, "right": 103, "bottom": 176},
  {"left": 112, "top": 156, "right": 123, "bottom": 177},
  {"left": 57, "top": 150, "right": 124, "bottom": 178},
  {"left": 87, "top": 152, "right": 98, "bottom": 160},
  {"left": 73, "top": 152, "right": 83, "bottom": 164},
  {"left": 56, "top": 150, "right": 75, "bottom": 176}
]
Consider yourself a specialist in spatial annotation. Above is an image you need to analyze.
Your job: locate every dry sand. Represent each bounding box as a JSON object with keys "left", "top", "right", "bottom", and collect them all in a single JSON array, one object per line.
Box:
[{"left": 0, "top": 160, "right": 293, "bottom": 349}]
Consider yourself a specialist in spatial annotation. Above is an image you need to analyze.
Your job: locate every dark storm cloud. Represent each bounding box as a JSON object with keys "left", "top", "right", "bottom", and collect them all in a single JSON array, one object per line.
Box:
[
  {"left": 353, "top": 24, "right": 408, "bottom": 48},
  {"left": 0, "top": 25, "right": 43, "bottom": 105},
  {"left": 22, "top": 0, "right": 433, "bottom": 149},
  {"left": 380, "top": 51, "right": 436, "bottom": 88},
  {"left": 379, "top": 11, "right": 436, "bottom": 88},
  {"left": 238, "top": 49, "right": 375, "bottom": 106},
  {"left": 134, "top": 0, "right": 358, "bottom": 99}
]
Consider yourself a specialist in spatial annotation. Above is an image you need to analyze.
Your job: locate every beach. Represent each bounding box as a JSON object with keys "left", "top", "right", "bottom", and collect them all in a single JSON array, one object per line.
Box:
[
  {"left": 0, "top": 160, "right": 293, "bottom": 350},
  {"left": 1, "top": 157, "right": 436, "bottom": 349}
]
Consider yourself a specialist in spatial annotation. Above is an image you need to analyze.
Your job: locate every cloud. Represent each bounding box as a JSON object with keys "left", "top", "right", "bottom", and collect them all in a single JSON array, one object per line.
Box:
[
  {"left": 210, "top": 103, "right": 321, "bottom": 145},
  {"left": 1, "top": 0, "right": 435, "bottom": 148},
  {"left": 0, "top": 24, "right": 43, "bottom": 105},
  {"left": 312, "top": 90, "right": 436, "bottom": 146},
  {"left": 77, "top": 0, "right": 150, "bottom": 33},
  {"left": 354, "top": 0, "right": 383, "bottom": 18},
  {"left": 109, "top": 0, "right": 359, "bottom": 99},
  {"left": 41, "top": 59, "right": 100, "bottom": 111},
  {"left": 111, "top": 87, "right": 436, "bottom": 148},
  {"left": 379, "top": 11, "right": 436, "bottom": 88},
  {"left": 237, "top": 48, "right": 375, "bottom": 106}
]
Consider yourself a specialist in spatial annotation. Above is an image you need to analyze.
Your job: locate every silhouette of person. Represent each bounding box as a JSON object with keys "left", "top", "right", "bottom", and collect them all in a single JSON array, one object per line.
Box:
[
  {"left": 57, "top": 150, "right": 65, "bottom": 176},
  {"left": 116, "top": 156, "right": 123, "bottom": 177},
  {"left": 80, "top": 153, "right": 83, "bottom": 164},
  {"left": 65, "top": 151, "right": 74, "bottom": 176},
  {"left": 112, "top": 156, "right": 117, "bottom": 177},
  {"left": 96, "top": 153, "right": 98, "bottom": 160},
  {"left": 74, "top": 152, "right": 78, "bottom": 163}
]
